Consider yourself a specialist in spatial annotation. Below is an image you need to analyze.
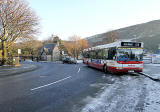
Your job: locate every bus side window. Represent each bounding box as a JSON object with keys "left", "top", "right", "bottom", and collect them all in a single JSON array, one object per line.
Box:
[
  {"left": 83, "top": 52, "right": 86, "bottom": 58},
  {"left": 97, "top": 50, "right": 102, "bottom": 59},
  {"left": 95, "top": 50, "right": 98, "bottom": 59},
  {"left": 87, "top": 52, "right": 89, "bottom": 58},
  {"left": 90, "top": 51, "right": 93, "bottom": 59},
  {"left": 103, "top": 49, "right": 108, "bottom": 59},
  {"left": 93, "top": 51, "right": 95, "bottom": 59},
  {"left": 84, "top": 51, "right": 89, "bottom": 58},
  {"left": 108, "top": 48, "right": 116, "bottom": 60},
  {"left": 90, "top": 51, "right": 96, "bottom": 59}
]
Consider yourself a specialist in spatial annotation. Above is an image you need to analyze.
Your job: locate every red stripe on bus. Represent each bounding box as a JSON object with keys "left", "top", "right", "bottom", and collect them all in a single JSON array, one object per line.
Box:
[
  {"left": 107, "top": 66, "right": 142, "bottom": 73},
  {"left": 117, "top": 61, "right": 143, "bottom": 64},
  {"left": 88, "top": 62, "right": 103, "bottom": 70}
]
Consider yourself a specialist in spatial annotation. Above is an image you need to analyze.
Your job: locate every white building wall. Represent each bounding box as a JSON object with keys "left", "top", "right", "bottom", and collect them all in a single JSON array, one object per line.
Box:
[{"left": 52, "top": 45, "right": 60, "bottom": 61}]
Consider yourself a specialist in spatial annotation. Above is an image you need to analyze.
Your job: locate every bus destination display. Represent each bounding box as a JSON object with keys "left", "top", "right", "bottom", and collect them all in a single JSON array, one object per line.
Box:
[{"left": 121, "top": 42, "right": 141, "bottom": 47}]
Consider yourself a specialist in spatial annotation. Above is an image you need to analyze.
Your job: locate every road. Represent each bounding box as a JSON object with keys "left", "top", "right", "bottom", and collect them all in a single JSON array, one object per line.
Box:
[
  {"left": 0, "top": 62, "right": 160, "bottom": 112},
  {"left": 0, "top": 62, "right": 105, "bottom": 112}
]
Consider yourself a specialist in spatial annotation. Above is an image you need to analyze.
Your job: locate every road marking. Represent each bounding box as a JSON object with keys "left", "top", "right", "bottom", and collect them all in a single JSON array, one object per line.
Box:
[
  {"left": 77, "top": 68, "right": 80, "bottom": 73},
  {"left": 40, "top": 75, "right": 47, "bottom": 78},
  {"left": 30, "top": 76, "right": 72, "bottom": 91}
]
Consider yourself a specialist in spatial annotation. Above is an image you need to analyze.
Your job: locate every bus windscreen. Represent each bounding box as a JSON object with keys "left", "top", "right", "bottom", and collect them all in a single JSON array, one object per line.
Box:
[{"left": 117, "top": 48, "right": 143, "bottom": 61}]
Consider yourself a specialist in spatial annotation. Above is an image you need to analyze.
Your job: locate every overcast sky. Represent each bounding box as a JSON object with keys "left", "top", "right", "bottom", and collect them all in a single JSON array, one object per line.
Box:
[{"left": 28, "top": 0, "right": 160, "bottom": 40}]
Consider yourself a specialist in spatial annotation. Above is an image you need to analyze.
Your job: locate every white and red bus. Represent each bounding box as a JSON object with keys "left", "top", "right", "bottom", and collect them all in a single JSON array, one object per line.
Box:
[{"left": 83, "top": 41, "right": 143, "bottom": 74}]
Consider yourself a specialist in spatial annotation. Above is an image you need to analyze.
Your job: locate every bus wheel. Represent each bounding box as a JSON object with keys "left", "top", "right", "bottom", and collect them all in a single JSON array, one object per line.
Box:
[{"left": 103, "top": 65, "right": 107, "bottom": 73}]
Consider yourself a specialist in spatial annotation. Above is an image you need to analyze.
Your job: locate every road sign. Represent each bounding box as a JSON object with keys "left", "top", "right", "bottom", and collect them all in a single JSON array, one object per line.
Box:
[
  {"left": 152, "top": 54, "right": 160, "bottom": 63},
  {"left": 18, "top": 49, "right": 21, "bottom": 54},
  {"left": 62, "top": 51, "right": 64, "bottom": 55}
]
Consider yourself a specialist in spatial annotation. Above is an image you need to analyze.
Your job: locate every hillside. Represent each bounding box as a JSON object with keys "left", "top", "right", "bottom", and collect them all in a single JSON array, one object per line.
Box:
[{"left": 86, "top": 20, "right": 160, "bottom": 53}]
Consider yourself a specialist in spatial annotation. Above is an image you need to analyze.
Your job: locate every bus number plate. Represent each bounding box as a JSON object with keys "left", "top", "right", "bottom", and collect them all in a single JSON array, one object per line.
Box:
[{"left": 128, "top": 70, "right": 134, "bottom": 73}]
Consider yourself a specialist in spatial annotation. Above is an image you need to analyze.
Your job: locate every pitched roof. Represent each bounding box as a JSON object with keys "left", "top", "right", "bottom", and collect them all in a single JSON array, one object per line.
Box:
[{"left": 41, "top": 43, "right": 57, "bottom": 55}]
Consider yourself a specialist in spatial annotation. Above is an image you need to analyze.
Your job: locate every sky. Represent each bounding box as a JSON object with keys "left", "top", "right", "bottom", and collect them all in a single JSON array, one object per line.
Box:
[{"left": 28, "top": 0, "right": 160, "bottom": 40}]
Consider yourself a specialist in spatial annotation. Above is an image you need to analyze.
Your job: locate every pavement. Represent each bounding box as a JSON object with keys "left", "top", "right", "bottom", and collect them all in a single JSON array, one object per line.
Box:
[
  {"left": 142, "top": 63, "right": 160, "bottom": 80},
  {"left": 77, "top": 63, "right": 160, "bottom": 112},
  {"left": 0, "top": 63, "right": 38, "bottom": 77}
]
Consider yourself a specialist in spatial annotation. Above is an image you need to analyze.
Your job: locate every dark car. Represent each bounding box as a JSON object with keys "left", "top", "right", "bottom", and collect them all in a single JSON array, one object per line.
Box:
[{"left": 62, "top": 57, "right": 77, "bottom": 64}]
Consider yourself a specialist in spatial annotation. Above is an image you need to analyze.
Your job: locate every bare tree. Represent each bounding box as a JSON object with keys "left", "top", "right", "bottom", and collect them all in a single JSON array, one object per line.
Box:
[
  {"left": 64, "top": 35, "right": 88, "bottom": 59},
  {"left": 0, "top": 0, "right": 39, "bottom": 65}
]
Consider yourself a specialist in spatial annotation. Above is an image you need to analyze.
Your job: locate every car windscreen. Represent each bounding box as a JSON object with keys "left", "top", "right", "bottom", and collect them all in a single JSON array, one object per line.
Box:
[{"left": 66, "top": 58, "right": 71, "bottom": 60}]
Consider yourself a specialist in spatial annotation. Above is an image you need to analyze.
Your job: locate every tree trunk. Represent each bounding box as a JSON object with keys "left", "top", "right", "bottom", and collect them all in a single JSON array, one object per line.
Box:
[{"left": 2, "top": 40, "right": 7, "bottom": 65}]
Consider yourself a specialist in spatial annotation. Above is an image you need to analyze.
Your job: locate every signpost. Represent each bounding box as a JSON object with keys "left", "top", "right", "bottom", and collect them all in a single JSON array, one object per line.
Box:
[
  {"left": 152, "top": 54, "right": 160, "bottom": 64},
  {"left": 18, "top": 49, "right": 21, "bottom": 54},
  {"left": 18, "top": 49, "right": 21, "bottom": 57},
  {"left": 18, "top": 49, "right": 21, "bottom": 62},
  {"left": 12, "top": 49, "right": 21, "bottom": 66}
]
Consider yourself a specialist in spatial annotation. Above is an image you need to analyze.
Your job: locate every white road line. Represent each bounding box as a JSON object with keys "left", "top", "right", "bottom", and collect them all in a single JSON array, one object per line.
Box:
[
  {"left": 40, "top": 75, "right": 47, "bottom": 78},
  {"left": 30, "top": 76, "right": 72, "bottom": 91},
  {"left": 77, "top": 68, "right": 80, "bottom": 73}
]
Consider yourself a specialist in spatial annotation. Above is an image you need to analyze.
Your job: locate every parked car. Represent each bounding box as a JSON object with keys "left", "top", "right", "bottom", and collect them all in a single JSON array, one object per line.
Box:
[{"left": 62, "top": 57, "right": 77, "bottom": 64}]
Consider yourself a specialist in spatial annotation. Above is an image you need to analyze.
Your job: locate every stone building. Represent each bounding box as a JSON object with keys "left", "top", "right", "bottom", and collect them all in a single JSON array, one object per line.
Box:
[{"left": 41, "top": 43, "right": 60, "bottom": 61}]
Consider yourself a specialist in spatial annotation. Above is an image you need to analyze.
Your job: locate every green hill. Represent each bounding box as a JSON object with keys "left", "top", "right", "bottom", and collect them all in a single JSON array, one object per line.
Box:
[
  {"left": 137, "top": 34, "right": 160, "bottom": 53},
  {"left": 86, "top": 20, "right": 160, "bottom": 53}
]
